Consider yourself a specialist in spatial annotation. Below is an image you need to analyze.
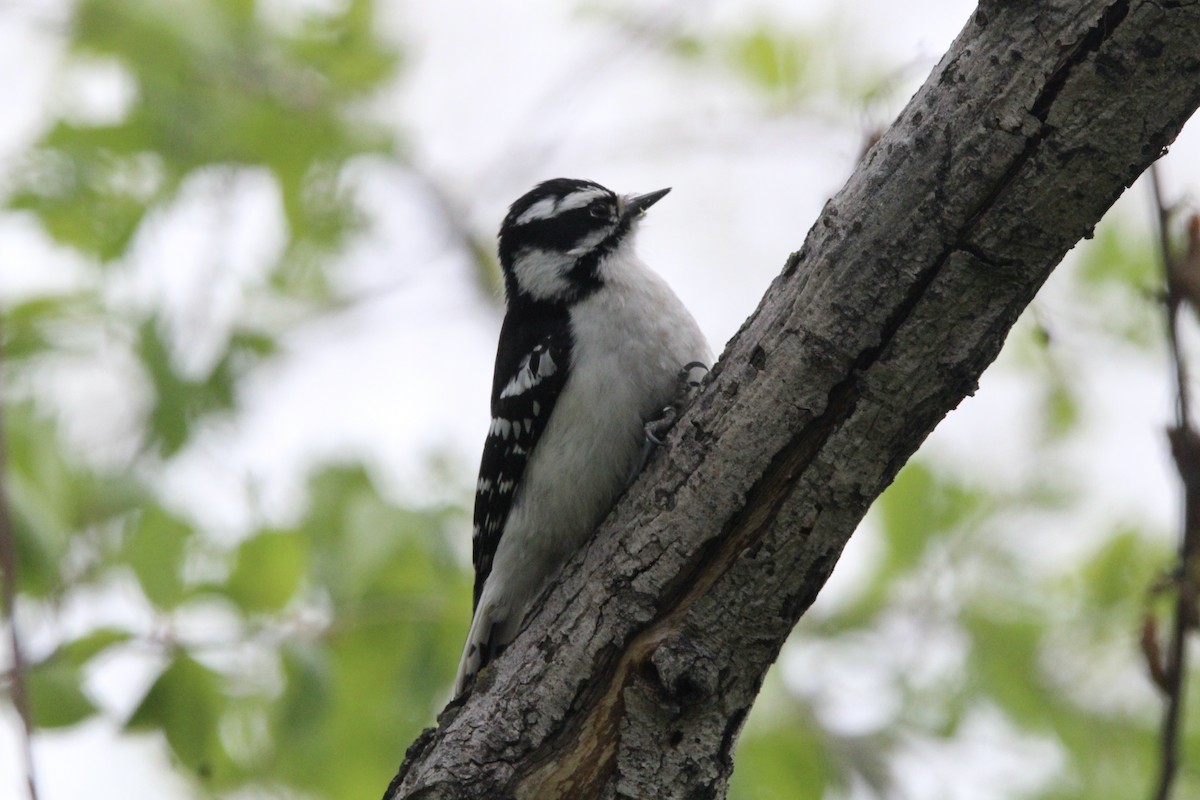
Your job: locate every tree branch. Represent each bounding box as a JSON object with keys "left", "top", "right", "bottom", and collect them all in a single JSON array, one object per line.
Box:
[
  {"left": 1150, "top": 166, "right": 1200, "bottom": 800},
  {"left": 0, "top": 323, "right": 40, "bottom": 800},
  {"left": 387, "top": 1, "right": 1200, "bottom": 797}
]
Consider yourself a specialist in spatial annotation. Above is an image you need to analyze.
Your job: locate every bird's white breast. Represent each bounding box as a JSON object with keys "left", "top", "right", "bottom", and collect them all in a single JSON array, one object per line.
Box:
[{"left": 495, "top": 246, "right": 711, "bottom": 584}]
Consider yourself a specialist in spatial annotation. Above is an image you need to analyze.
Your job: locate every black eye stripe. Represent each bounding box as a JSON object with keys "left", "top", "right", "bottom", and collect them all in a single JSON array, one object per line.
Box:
[{"left": 507, "top": 206, "right": 608, "bottom": 252}]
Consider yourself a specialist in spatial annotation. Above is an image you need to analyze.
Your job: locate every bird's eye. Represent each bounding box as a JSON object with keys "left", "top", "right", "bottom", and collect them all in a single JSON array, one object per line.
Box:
[{"left": 589, "top": 203, "right": 612, "bottom": 220}]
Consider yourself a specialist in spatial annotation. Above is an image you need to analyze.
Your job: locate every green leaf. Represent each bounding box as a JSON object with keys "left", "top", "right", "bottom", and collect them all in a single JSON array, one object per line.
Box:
[
  {"left": 881, "top": 463, "right": 984, "bottom": 548},
  {"left": 277, "top": 643, "right": 333, "bottom": 737},
  {"left": 729, "top": 684, "right": 838, "bottom": 800},
  {"left": 1080, "top": 527, "right": 1169, "bottom": 612},
  {"left": 5, "top": 400, "right": 144, "bottom": 596},
  {"left": 56, "top": 628, "right": 132, "bottom": 668},
  {"left": 259, "top": 464, "right": 471, "bottom": 797},
  {"left": 1043, "top": 376, "right": 1080, "bottom": 440},
  {"left": 1041, "top": 702, "right": 1157, "bottom": 799},
  {"left": 27, "top": 661, "right": 98, "bottom": 728},
  {"left": 8, "top": 500, "right": 64, "bottom": 598},
  {"left": 1077, "top": 221, "right": 1158, "bottom": 295},
  {"left": 124, "top": 504, "right": 192, "bottom": 608},
  {"left": 1073, "top": 221, "right": 1163, "bottom": 349},
  {"left": 731, "top": 27, "right": 810, "bottom": 95},
  {"left": 843, "top": 462, "right": 983, "bottom": 620},
  {"left": 284, "top": 0, "right": 401, "bottom": 96},
  {"left": 127, "top": 654, "right": 222, "bottom": 774},
  {"left": 18, "top": 0, "right": 399, "bottom": 266},
  {"left": 1, "top": 293, "right": 101, "bottom": 360},
  {"left": 8, "top": 140, "right": 164, "bottom": 259},
  {"left": 730, "top": 723, "right": 833, "bottom": 800},
  {"left": 136, "top": 316, "right": 247, "bottom": 456},
  {"left": 299, "top": 464, "right": 465, "bottom": 601},
  {"left": 962, "top": 611, "right": 1051, "bottom": 729},
  {"left": 229, "top": 328, "right": 277, "bottom": 358},
  {"left": 136, "top": 318, "right": 191, "bottom": 455},
  {"left": 226, "top": 530, "right": 307, "bottom": 612},
  {"left": 670, "top": 34, "right": 704, "bottom": 60}
]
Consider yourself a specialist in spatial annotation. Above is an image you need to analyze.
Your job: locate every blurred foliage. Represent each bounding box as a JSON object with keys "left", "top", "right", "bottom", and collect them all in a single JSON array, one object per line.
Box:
[
  {"left": 729, "top": 682, "right": 846, "bottom": 800},
  {"left": 10, "top": 0, "right": 395, "bottom": 289},
  {"left": 727, "top": 26, "right": 814, "bottom": 102},
  {"left": 665, "top": 21, "right": 894, "bottom": 111},
  {"left": 730, "top": 458, "right": 1180, "bottom": 800},
  {"left": 2, "top": 0, "right": 471, "bottom": 796},
  {"left": 0, "top": 1, "right": 1193, "bottom": 799}
]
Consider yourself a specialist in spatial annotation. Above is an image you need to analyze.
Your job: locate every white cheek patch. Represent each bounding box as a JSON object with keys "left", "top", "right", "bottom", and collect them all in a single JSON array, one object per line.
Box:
[
  {"left": 512, "top": 247, "right": 574, "bottom": 301},
  {"left": 567, "top": 228, "right": 610, "bottom": 257}
]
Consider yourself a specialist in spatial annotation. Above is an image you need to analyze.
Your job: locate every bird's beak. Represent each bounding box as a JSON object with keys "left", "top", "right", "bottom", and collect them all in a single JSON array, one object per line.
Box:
[{"left": 623, "top": 187, "right": 671, "bottom": 218}]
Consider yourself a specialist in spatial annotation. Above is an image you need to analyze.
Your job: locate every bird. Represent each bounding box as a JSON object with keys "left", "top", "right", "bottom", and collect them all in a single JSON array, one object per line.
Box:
[{"left": 454, "top": 178, "right": 712, "bottom": 695}]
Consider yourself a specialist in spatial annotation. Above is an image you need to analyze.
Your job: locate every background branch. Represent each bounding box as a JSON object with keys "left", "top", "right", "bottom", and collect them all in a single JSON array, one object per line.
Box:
[
  {"left": 1150, "top": 164, "right": 1200, "bottom": 800},
  {"left": 0, "top": 325, "right": 40, "bottom": 800}
]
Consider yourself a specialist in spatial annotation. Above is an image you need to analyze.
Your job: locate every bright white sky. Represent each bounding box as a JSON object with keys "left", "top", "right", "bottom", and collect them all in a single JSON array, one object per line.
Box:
[{"left": 2, "top": 0, "right": 1198, "bottom": 797}]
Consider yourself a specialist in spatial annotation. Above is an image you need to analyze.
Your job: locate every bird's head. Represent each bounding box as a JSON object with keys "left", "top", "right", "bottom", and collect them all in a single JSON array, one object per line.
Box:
[{"left": 497, "top": 178, "right": 670, "bottom": 305}]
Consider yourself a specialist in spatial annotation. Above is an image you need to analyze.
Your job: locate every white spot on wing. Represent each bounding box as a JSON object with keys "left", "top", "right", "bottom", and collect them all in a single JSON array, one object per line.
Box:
[
  {"left": 490, "top": 417, "right": 515, "bottom": 439},
  {"left": 500, "top": 347, "right": 557, "bottom": 399}
]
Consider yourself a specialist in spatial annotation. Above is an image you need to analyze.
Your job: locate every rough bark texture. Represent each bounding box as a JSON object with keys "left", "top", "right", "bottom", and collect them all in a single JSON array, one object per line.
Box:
[{"left": 387, "top": 2, "right": 1200, "bottom": 798}]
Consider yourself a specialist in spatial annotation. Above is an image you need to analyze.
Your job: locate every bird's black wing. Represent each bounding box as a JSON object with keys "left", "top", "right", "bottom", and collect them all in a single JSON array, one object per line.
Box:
[{"left": 472, "top": 303, "right": 572, "bottom": 610}]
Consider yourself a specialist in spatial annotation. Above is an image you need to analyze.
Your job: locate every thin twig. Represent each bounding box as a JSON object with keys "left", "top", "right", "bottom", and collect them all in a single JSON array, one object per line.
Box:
[
  {"left": 0, "top": 319, "right": 40, "bottom": 800},
  {"left": 1152, "top": 166, "right": 1191, "bottom": 426},
  {"left": 406, "top": 166, "right": 502, "bottom": 301},
  {"left": 1149, "top": 163, "right": 1200, "bottom": 800}
]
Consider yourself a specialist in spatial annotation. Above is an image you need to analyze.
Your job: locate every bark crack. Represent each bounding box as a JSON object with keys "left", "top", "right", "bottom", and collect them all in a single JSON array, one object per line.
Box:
[{"left": 960, "top": 0, "right": 1132, "bottom": 236}]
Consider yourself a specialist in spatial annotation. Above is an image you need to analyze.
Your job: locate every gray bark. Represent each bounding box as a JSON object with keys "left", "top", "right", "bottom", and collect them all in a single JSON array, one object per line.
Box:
[{"left": 386, "top": 1, "right": 1200, "bottom": 797}]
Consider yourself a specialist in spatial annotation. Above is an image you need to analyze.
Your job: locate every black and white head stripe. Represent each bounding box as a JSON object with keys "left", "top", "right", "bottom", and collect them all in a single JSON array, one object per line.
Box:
[
  {"left": 512, "top": 184, "right": 611, "bottom": 226},
  {"left": 497, "top": 178, "right": 669, "bottom": 304}
]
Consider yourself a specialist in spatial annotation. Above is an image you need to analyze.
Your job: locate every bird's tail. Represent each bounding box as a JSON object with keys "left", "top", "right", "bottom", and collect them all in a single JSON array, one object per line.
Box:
[{"left": 453, "top": 596, "right": 513, "bottom": 696}]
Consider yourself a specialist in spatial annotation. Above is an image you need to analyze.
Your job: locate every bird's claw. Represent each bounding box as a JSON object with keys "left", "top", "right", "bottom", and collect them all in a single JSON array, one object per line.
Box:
[{"left": 633, "top": 362, "right": 710, "bottom": 478}]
